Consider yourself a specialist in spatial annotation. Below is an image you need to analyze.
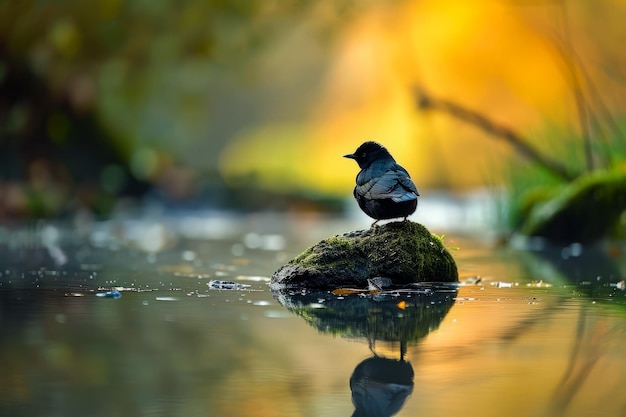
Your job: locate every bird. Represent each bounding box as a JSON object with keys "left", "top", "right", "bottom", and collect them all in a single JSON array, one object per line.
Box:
[{"left": 344, "top": 141, "right": 419, "bottom": 226}]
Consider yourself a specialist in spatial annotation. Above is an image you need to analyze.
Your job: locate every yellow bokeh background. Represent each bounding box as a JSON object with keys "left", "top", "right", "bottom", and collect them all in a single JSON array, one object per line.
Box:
[{"left": 219, "top": 0, "right": 624, "bottom": 195}]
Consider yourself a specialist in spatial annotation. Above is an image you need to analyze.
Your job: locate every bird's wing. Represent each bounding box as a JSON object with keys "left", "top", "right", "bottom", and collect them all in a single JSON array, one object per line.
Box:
[
  {"left": 361, "top": 166, "right": 419, "bottom": 201},
  {"left": 393, "top": 164, "right": 420, "bottom": 200},
  {"left": 392, "top": 164, "right": 419, "bottom": 193}
]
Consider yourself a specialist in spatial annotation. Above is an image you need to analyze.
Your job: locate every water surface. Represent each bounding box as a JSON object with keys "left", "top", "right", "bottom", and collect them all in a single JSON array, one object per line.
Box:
[{"left": 1, "top": 213, "right": 625, "bottom": 417}]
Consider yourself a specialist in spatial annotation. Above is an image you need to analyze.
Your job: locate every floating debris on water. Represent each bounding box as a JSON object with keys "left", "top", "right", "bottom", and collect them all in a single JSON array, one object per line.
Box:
[
  {"left": 368, "top": 277, "right": 392, "bottom": 291},
  {"left": 96, "top": 291, "right": 121, "bottom": 299},
  {"left": 112, "top": 287, "right": 136, "bottom": 292},
  {"left": 208, "top": 280, "right": 251, "bottom": 290},
  {"left": 209, "top": 280, "right": 237, "bottom": 289}
]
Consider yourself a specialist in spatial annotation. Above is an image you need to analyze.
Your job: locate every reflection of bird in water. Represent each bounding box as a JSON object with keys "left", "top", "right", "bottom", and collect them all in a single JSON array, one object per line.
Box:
[
  {"left": 367, "top": 334, "right": 408, "bottom": 361},
  {"left": 344, "top": 142, "right": 420, "bottom": 226},
  {"left": 350, "top": 356, "right": 414, "bottom": 417}
]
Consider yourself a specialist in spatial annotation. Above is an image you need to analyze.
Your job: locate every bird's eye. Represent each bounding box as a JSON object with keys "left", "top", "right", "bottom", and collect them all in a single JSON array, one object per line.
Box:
[{"left": 361, "top": 152, "right": 367, "bottom": 157}]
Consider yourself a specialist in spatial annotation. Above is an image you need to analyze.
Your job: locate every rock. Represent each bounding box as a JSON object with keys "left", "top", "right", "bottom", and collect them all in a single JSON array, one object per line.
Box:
[
  {"left": 270, "top": 221, "right": 458, "bottom": 290},
  {"left": 520, "top": 169, "right": 626, "bottom": 243}
]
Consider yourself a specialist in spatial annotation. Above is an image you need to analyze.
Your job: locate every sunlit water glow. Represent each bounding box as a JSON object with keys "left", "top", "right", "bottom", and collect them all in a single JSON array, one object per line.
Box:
[{"left": 0, "top": 212, "right": 625, "bottom": 417}]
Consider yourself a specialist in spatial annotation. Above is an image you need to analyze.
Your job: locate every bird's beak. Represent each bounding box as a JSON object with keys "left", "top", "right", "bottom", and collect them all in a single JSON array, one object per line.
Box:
[{"left": 343, "top": 153, "right": 356, "bottom": 159}]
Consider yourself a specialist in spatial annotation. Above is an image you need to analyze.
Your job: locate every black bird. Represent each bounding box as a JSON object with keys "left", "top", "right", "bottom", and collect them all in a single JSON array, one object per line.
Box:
[{"left": 344, "top": 141, "right": 419, "bottom": 225}]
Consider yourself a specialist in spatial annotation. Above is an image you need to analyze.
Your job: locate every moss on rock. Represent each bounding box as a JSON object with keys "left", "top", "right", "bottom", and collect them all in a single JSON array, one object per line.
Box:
[
  {"left": 521, "top": 169, "right": 626, "bottom": 243},
  {"left": 270, "top": 221, "right": 458, "bottom": 290}
]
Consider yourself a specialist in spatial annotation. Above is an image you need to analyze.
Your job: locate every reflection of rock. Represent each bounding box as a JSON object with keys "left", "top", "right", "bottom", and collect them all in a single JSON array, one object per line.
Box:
[
  {"left": 516, "top": 240, "right": 626, "bottom": 300},
  {"left": 270, "top": 221, "right": 458, "bottom": 290},
  {"left": 274, "top": 286, "right": 456, "bottom": 416},
  {"left": 350, "top": 356, "right": 414, "bottom": 417},
  {"left": 272, "top": 286, "right": 457, "bottom": 344}
]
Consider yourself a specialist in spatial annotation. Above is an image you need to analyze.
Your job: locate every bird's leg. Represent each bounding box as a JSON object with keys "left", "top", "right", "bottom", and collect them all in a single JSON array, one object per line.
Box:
[
  {"left": 400, "top": 339, "right": 407, "bottom": 361},
  {"left": 371, "top": 220, "right": 380, "bottom": 228}
]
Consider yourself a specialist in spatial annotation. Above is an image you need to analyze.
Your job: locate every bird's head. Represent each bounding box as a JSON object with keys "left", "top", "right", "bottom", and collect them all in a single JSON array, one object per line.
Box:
[{"left": 343, "top": 141, "right": 393, "bottom": 169}]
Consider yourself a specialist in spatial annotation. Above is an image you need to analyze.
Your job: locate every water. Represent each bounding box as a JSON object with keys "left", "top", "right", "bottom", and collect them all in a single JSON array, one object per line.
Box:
[{"left": 1, "top": 212, "right": 625, "bottom": 417}]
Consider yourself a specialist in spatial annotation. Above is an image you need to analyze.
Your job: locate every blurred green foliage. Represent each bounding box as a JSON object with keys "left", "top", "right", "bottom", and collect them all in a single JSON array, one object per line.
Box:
[
  {"left": 500, "top": 122, "right": 626, "bottom": 240},
  {"left": 0, "top": 0, "right": 371, "bottom": 217}
]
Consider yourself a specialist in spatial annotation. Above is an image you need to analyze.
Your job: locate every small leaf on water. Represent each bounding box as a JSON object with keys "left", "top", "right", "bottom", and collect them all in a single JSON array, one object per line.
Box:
[
  {"left": 332, "top": 288, "right": 361, "bottom": 295},
  {"left": 332, "top": 288, "right": 381, "bottom": 295}
]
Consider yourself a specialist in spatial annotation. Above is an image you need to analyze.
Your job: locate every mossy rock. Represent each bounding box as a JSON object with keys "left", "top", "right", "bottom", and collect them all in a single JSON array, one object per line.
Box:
[
  {"left": 270, "top": 221, "right": 458, "bottom": 290},
  {"left": 521, "top": 169, "right": 626, "bottom": 243}
]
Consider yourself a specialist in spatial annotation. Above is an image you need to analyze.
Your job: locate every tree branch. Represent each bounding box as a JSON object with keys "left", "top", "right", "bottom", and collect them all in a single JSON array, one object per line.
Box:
[{"left": 415, "top": 88, "right": 577, "bottom": 182}]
